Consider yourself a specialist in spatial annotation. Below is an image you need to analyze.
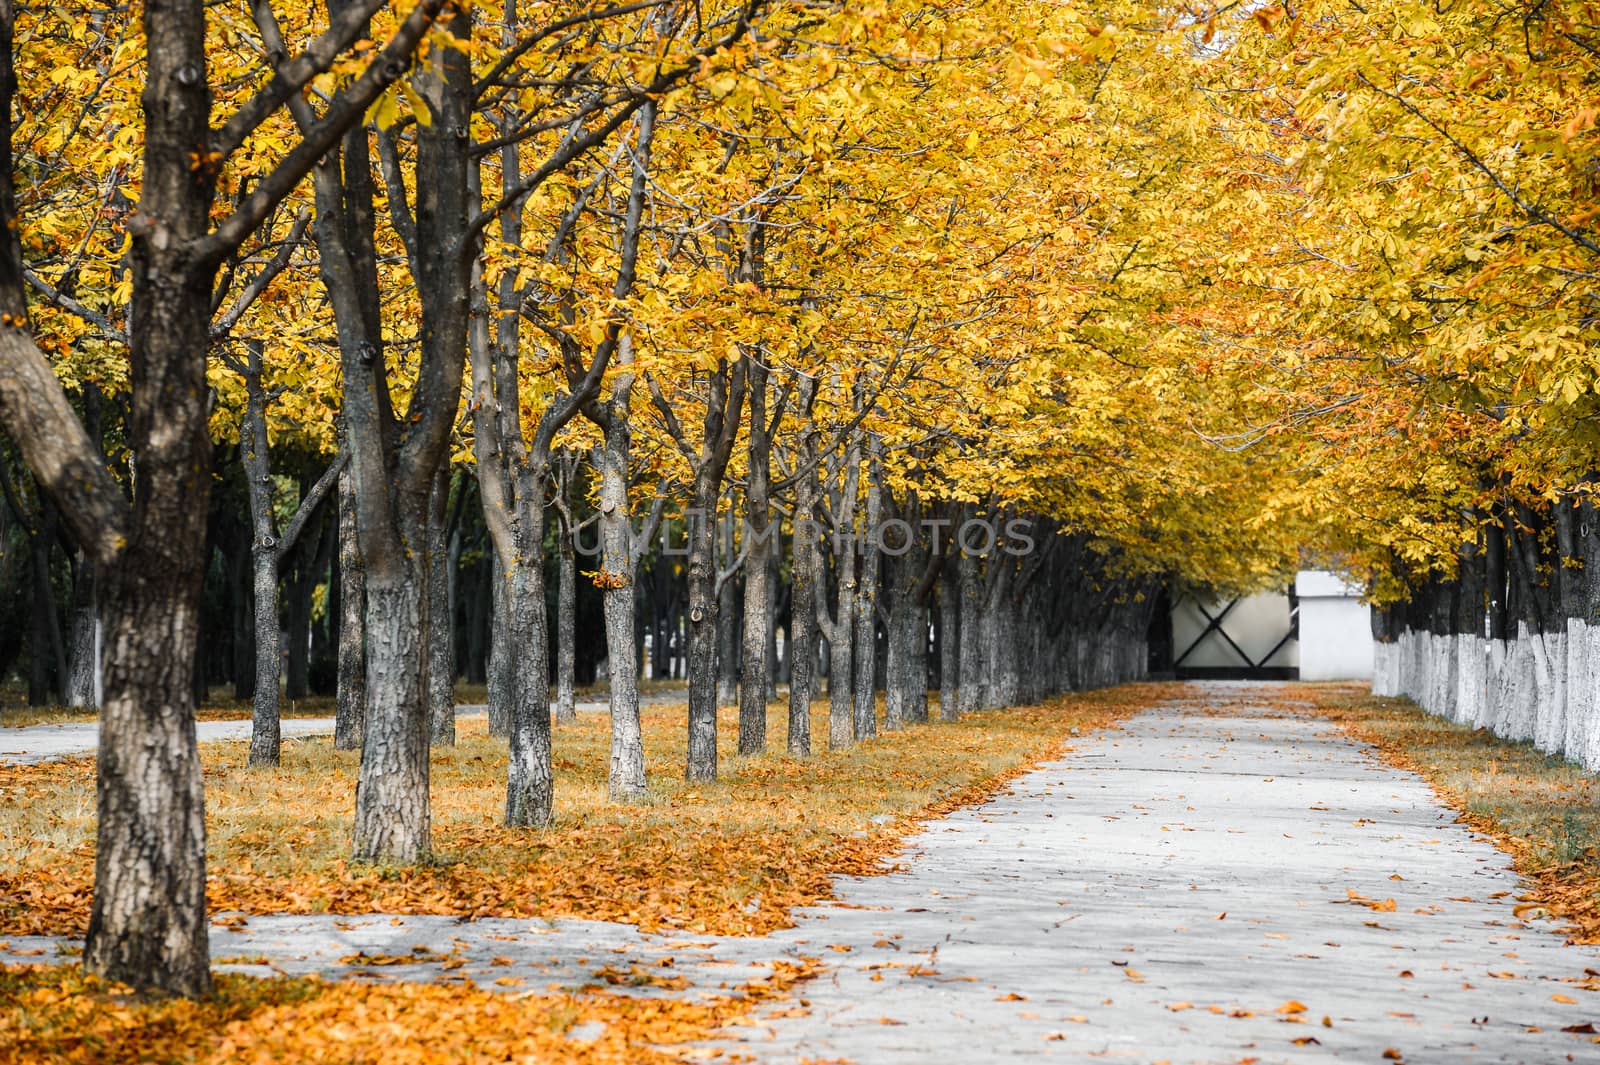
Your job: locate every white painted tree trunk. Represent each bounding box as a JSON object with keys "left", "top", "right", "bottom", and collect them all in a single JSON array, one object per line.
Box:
[
  {"left": 1453, "top": 634, "right": 1485, "bottom": 726},
  {"left": 1501, "top": 625, "right": 1539, "bottom": 742},
  {"left": 1482, "top": 638, "right": 1509, "bottom": 730},
  {"left": 1431, "top": 632, "right": 1458, "bottom": 720},
  {"left": 1531, "top": 629, "right": 1566, "bottom": 753},
  {"left": 1562, "top": 619, "right": 1587, "bottom": 760},
  {"left": 1571, "top": 622, "right": 1600, "bottom": 771},
  {"left": 1370, "top": 641, "right": 1399, "bottom": 697}
]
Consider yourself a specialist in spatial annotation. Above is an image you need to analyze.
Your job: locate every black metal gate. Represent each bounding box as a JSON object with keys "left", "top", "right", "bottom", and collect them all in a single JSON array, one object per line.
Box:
[{"left": 1167, "top": 588, "right": 1299, "bottom": 680}]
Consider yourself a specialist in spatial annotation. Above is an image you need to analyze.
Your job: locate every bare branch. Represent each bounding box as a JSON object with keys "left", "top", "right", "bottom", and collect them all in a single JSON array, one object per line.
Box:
[
  {"left": 211, "top": 209, "right": 312, "bottom": 339},
  {"left": 197, "top": 0, "right": 447, "bottom": 266},
  {"left": 280, "top": 449, "right": 349, "bottom": 554},
  {"left": 23, "top": 268, "right": 126, "bottom": 343},
  {"left": 214, "top": 0, "right": 389, "bottom": 161}
]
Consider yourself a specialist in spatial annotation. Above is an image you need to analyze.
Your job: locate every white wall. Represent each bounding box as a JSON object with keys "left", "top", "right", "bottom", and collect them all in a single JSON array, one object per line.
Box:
[{"left": 1296, "top": 570, "right": 1373, "bottom": 681}]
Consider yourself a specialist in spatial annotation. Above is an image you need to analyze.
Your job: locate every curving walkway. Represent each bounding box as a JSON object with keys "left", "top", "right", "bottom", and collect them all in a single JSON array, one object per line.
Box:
[{"left": 727, "top": 688, "right": 1600, "bottom": 1062}]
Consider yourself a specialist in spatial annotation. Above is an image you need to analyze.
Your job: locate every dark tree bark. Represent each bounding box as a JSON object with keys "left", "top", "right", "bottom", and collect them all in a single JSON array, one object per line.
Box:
[
  {"left": 816, "top": 427, "right": 859, "bottom": 749},
  {"left": 786, "top": 376, "right": 820, "bottom": 755},
  {"left": 852, "top": 435, "right": 883, "bottom": 739},
  {"left": 716, "top": 505, "right": 740, "bottom": 708},
  {"left": 464, "top": 549, "right": 489, "bottom": 685},
  {"left": 957, "top": 507, "right": 984, "bottom": 714},
  {"left": 980, "top": 550, "right": 1019, "bottom": 708},
  {"left": 427, "top": 468, "right": 460, "bottom": 746},
  {"left": 284, "top": 497, "right": 333, "bottom": 702},
  {"left": 63, "top": 386, "right": 106, "bottom": 708},
  {"left": 938, "top": 546, "right": 960, "bottom": 720},
  {"left": 228, "top": 522, "right": 256, "bottom": 702},
  {"left": 551, "top": 450, "right": 581, "bottom": 725},
  {"left": 1486, "top": 502, "right": 1509, "bottom": 642},
  {"left": 237, "top": 340, "right": 346, "bottom": 768},
  {"left": 0, "top": 0, "right": 445, "bottom": 993},
  {"left": 650, "top": 351, "right": 748, "bottom": 782},
  {"left": 62, "top": 552, "right": 97, "bottom": 706},
  {"left": 25, "top": 500, "right": 64, "bottom": 705},
  {"left": 766, "top": 549, "right": 782, "bottom": 702},
  {"left": 334, "top": 466, "right": 366, "bottom": 750},
  {"left": 487, "top": 551, "right": 511, "bottom": 736}
]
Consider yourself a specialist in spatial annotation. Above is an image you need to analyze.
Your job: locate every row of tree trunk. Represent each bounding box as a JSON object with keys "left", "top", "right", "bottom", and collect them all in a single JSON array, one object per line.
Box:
[{"left": 1371, "top": 496, "right": 1600, "bottom": 771}]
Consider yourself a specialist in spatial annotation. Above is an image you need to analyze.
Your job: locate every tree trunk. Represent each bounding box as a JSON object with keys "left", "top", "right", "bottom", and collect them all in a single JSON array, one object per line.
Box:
[
  {"left": 686, "top": 497, "right": 724, "bottom": 779},
  {"left": 788, "top": 482, "right": 818, "bottom": 757},
  {"left": 282, "top": 508, "right": 321, "bottom": 702},
  {"left": 553, "top": 454, "right": 579, "bottom": 725},
  {"left": 487, "top": 550, "right": 512, "bottom": 736},
  {"left": 852, "top": 437, "right": 883, "bottom": 739},
  {"left": 555, "top": 511, "right": 578, "bottom": 724},
  {"left": 63, "top": 386, "right": 105, "bottom": 707},
  {"left": 428, "top": 469, "right": 455, "bottom": 746},
  {"left": 766, "top": 545, "right": 781, "bottom": 702},
  {"left": 465, "top": 552, "right": 489, "bottom": 685},
  {"left": 824, "top": 430, "right": 860, "bottom": 748},
  {"left": 938, "top": 560, "right": 959, "bottom": 721},
  {"left": 673, "top": 351, "right": 748, "bottom": 782},
  {"left": 335, "top": 467, "right": 365, "bottom": 750},
  {"left": 27, "top": 501, "right": 64, "bottom": 705},
  {"left": 83, "top": 0, "right": 219, "bottom": 993},
  {"left": 349, "top": 0, "right": 472, "bottom": 861},
  {"left": 740, "top": 455, "right": 773, "bottom": 753},
  {"left": 248, "top": 541, "right": 281, "bottom": 767},
  {"left": 958, "top": 529, "right": 984, "bottom": 714},
  {"left": 353, "top": 569, "right": 431, "bottom": 860},
  {"left": 503, "top": 484, "right": 554, "bottom": 826},
  {"left": 591, "top": 351, "right": 648, "bottom": 798},
  {"left": 982, "top": 558, "right": 1018, "bottom": 708},
  {"left": 229, "top": 532, "right": 256, "bottom": 702},
  {"left": 64, "top": 550, "right": 98, "bottom": 708},
  {"left": 716, "top": 507, "right": 740, "bottom": 707}
]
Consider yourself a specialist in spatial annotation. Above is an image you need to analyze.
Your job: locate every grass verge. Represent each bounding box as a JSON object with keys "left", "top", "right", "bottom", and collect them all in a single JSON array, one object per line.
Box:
[
  {"left": 0, "top": 956, "right": 816, "bottom": 1065},
  {"left": 1312, "top": 686, "right": 1600, "bottom": 943},
  {"left": 0, "top": 683, "right": 1183, "bottom": 939}
]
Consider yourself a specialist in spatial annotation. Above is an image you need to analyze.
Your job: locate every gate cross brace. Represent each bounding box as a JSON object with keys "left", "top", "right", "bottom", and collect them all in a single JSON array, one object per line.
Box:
[{"left": 1174, "top": 597, "right": 1249, "bottom": 669}]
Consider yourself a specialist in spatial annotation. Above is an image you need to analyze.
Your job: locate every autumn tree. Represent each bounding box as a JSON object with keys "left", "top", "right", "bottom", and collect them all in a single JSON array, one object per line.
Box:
[{"left": 0, "top": 0, "right": 451, "bottom": 995}]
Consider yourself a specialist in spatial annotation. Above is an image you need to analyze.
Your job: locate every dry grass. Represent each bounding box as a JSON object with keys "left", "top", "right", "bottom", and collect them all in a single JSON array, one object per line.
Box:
[
  {"left": 0, "top": 955, "right": 818, "bottom": 1065},
  {"left": 1312, "top": 687, "right": 1600, "bottom": 942},
  {"left": 0, "top": 682, "right": 1185, "bottom": 939}
]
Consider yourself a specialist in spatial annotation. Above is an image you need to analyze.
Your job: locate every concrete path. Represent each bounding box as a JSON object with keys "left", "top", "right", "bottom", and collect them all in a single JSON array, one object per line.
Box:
[
  {"left": 726, "top": 692, "right": 1600, "bottom": 1062},
  {"left": 4, "top": 686, "right": 1598, "bottom": 1062},
  {"left": 0, "top": 692, "right": 687, "bottom": 765},
  {"left": 0, "top": 716, "right": 342, "bottom": 765}
]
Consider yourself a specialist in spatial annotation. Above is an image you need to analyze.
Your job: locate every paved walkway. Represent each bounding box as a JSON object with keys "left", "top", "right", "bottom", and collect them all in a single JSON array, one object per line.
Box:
[
  {"left": 0, "top": 716, "right": 341, "bottom": 765},
  {"left": 0, "top": 692, "right": 685, "bottom": 764},
  {"left": 727, "top": 693, "right": 1600, "bottom": 1062},
  {"left": 3, "top": 687, "right": 1598, "bottom": 1062}
]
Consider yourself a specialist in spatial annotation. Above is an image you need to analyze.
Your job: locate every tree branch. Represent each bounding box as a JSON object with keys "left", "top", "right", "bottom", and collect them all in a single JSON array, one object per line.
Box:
[
  {"left": 23, "top": 268, "right": 126, "bottom": 343},
  {"left": 196, "top": 0, "right": 447, "bottom": 266},
  {"left": 214, "top": 0, "right": 389, "bottom": 161},
  {"left": 280, "top": 449, "right": 349, "bottom": 555},
  {"left": 211, "top": 208, "right": 312, "bottom": 339}
]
